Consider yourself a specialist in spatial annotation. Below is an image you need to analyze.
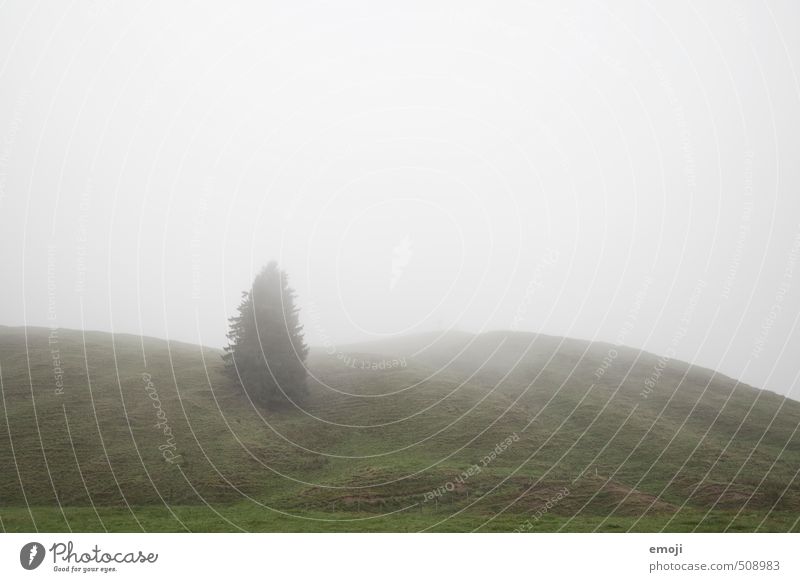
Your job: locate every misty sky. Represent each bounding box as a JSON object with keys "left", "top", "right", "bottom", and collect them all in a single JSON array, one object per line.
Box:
[{"left": 1, "top": 1, "right": 800, "bottom": 398}]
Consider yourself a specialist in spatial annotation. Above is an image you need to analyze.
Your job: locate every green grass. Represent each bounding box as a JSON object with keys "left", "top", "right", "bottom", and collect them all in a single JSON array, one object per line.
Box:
[
  {"left": 1, "top": 504, "right": 796, "bottom": 533},
  {"left": 1, "top": 326, "right": 799, "bottom": 532}
]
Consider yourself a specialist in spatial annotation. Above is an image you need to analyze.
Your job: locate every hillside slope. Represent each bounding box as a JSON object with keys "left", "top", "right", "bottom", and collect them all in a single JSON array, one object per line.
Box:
[{"left": 1, "top": 326, "right": 798, "bottom": 532}]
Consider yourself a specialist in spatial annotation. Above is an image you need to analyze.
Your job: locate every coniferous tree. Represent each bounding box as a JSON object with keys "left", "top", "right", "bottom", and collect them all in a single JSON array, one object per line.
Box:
[{"left": 223, "top": 262, "right": 308, "bottom": 407}]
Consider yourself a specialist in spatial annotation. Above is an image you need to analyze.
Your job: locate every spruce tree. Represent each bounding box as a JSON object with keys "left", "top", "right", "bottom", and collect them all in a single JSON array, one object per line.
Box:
[{"left": 223, "top": 262, "right": 308, "bottom": 407}]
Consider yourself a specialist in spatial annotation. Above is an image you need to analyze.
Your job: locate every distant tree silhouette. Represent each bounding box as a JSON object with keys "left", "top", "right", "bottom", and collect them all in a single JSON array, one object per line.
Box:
[{"left": 223, "top": 262, "right": 308, "bottom": 407}]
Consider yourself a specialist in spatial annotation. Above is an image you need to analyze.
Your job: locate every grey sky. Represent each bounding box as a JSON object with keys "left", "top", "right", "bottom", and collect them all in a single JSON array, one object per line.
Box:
[{"left": 1, "top": 1, "right": 799, "bottom": 398}]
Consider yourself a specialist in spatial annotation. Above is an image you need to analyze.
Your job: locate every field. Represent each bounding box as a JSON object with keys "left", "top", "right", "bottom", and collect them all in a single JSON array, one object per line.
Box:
[{"left": 1, "top": 326, "right": 799, "bottom": 532}]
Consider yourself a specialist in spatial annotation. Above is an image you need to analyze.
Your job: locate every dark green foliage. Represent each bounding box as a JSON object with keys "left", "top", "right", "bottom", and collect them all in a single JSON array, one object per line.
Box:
[{"left": 223, "top": 262, "right": 309, "bottom": 407}]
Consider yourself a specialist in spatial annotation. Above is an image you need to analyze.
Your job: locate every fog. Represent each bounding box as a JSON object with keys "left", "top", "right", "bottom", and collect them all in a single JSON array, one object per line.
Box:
[{"left": 1, "top": 1, "right": 799, "bottom": 398}]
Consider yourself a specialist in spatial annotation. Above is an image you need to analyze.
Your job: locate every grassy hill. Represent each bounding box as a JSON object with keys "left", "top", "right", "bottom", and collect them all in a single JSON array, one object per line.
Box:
[{"left": 1, "top": 325, "right": 799, "bottom": 532}]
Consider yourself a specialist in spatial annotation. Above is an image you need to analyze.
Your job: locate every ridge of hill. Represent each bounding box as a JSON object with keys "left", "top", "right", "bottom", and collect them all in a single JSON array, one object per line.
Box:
[{"left": 1, "top": 325, "right": 798, "bottom": 532}]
